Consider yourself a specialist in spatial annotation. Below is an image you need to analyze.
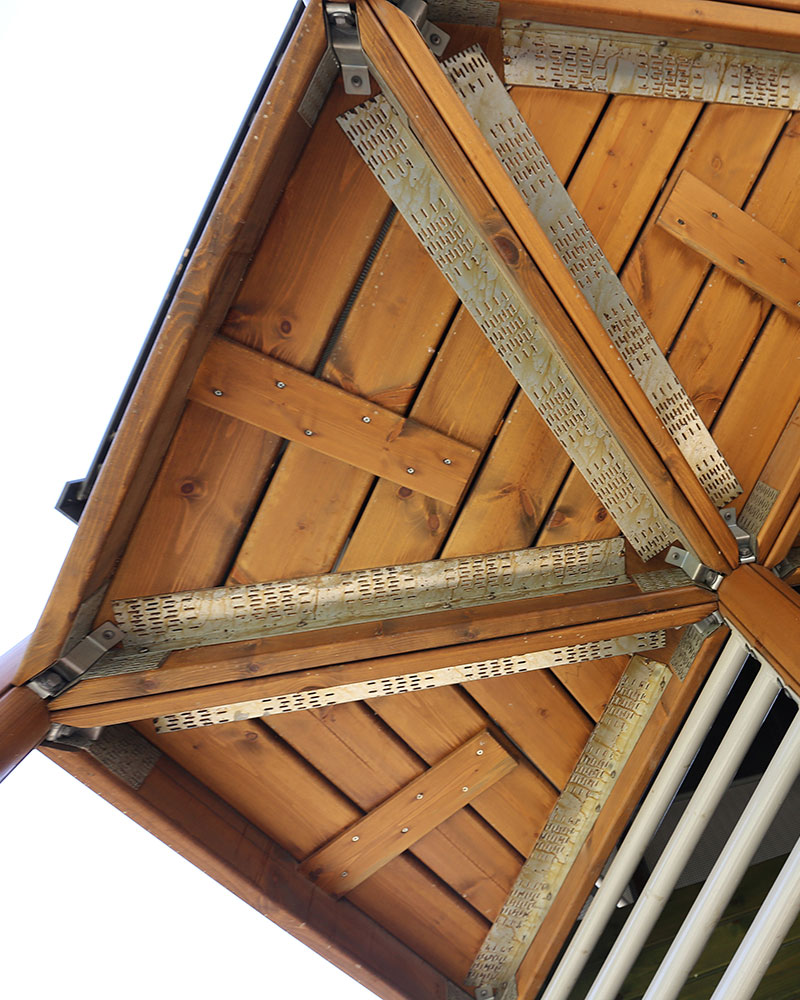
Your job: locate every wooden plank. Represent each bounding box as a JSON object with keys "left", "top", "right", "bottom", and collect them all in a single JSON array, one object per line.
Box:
[
  {"left": 52, "top": 584, "right": 712, "bottom": 709},
  {"left": 15, "top": 2, "right": 328, "bottom": 685},
  {"left": 514, "top": 627, "right": 728, "bottom": 997},
  {"left": 143, "top": 719, "right": 489, "bottom": 983},
  {"left": 51, "top": 591, "right": 715, "bottom": 720},
  {"left": 498, "top": 0, "right": 800, "bottom": 52},
  {"left": 0, "top": 635, "right": 30, "bottom": 695},
  {"left": 298, "top": 731, "right": 517, "bottom": 896},
  {"left": 41, "top": 744, "right": 470, "bottom": 1000},
  {"left": 190, "top": 336, "right": 479, "bottom": 505},
  {"left": 767, "top": 496, "right": 800, "bottom": 569},
  {"left": 269, "top": 704, "right": 524, "bottom": 920},
  {"left": 364, "top": 0, "right": 736, "bottom": 569},
  {"left": 719, "top": 563, "right": 800, "bottom": 695},
  {"left": 657, "top": 170, "right": 800, "bottom": 321}
]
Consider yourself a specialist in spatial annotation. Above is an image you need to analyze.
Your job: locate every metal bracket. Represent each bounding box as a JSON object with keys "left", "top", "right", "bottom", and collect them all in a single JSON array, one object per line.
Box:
[
  {"left": 721, "top": 507, "right": 757, "bottom": 563},
  {"left": 26, "top": 622, "right": 123, "bottom": 700},
  {"left": 475, "top": 982, "right": 517, "bottom": 1000},
  {"left": 773, "top": 547, "right": 800, "bottom": 579},
  {"left": 42, "top": 724, "right": 104, "bottom": 752},
  {"left": 326, "top": 3, "right": 370, "bottom": 95},
  {"left": 665, "top": 547, "right": 724, "bottom": 591},
  {"left": 389, "top": 0, "right": 450, "bottom": 55},
  {"left": 691, "top": 610, "right": 725, "bottom": 642}
]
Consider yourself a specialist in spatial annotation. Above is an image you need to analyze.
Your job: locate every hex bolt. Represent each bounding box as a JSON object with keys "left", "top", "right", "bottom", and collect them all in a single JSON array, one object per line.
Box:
[
  {"left": 406, "top": 467, "right": 415, "bottom": 475},
  {"left": 443, "top": 458, "right": 452, "bottom": 465},
  {"left": 351, "top": 835, "right": 360, "bottom": 842},
  {"left": 304, "top": 429, "right": 313, "bottom": 437},
  {"left": 362, "top": 416, "right": 371, "bottom": 423},
  {"left": 213, "top": 388, "right": 224, "bottom": 397}
]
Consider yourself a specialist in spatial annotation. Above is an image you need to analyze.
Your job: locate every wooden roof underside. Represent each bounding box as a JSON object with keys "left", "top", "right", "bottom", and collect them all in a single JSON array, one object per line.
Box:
[{"left": 16, "top": 2, "right": 800, "bottom": 998}]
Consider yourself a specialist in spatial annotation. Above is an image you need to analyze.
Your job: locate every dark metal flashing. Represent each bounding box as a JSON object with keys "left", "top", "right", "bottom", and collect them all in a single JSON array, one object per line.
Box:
[{"left": 57, "top": 1, "right": 307, "bottom": 523}]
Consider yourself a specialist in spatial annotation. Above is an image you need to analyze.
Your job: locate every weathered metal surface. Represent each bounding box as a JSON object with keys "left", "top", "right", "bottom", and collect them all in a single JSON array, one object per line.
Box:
[
  {"left": 738, "top": 481, "right": 780, "bottom": 537},
  {"left": 503, "top": 21, "right": 800, "bottom": 109},
  {"left": 339, "top": 95, "right": 679, "bottom": 559},
  {"left": 153, "top": 632, "right": 665, "bottom": 733},
  {"left": 467, "top": 655, "right": 670, "bottom": 992},
  {"left": 669, "top": 611, "right": 726, "bottom": 681},
  {"left": 632, "top": 568, "right": 689, "bottom": 594},
  {"left": 88, "top": 725, "right": 162, "bottom": 790},
  {"left": 443, "top": 45, "right": 739, "bottom": 509},
  {"left": 430, "top": 0, "right": 498, "bottom": 26},
  {"left": 112, "top": 539, "right": 628, "bottom": 656}
]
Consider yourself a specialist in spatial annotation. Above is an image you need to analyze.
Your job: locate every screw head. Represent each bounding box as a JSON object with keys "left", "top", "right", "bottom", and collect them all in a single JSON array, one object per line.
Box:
[
  {"left": 304, "top": 429, "right": 313, "bottom": 436},
  {"left": 340, "top": 871, "right": 348, "bottom": 878},
  {"left": 430, "top": 32, "right": 441, "bottom": 45},
  {"left": 476, "top": 748, "right": 484, "bottom": 756},
  {"left": 704, "top": 41, "right": 714, "bottom": 48},
  {"left": 406, "top": 467, "right": 415, "bottom": 475},
  {"left": 351, "top": 75, "right": 363, "bottom": 88},
  {"left": 658, "top": 39, "right": 668, "bottom": 46},
  {"left": 213, "top": 388, "right": 223, "bottom": 397},
  {"left": 351, "top": 835, "right": 359, "bottom": 842},
  {"left": 738, "top": 258, "right": 746, "bottom": 265},
  {"left": 101, "top": 629, "right": 115, "bottom": 641},
  {"left": 780, "top": 257, "right": 787, "bottom": 264},
  {"left": 401, "top": 827, "right": 409, "bottom": 834},
  {"left": 462, "top": 786, "right": 469, "bottom": 792},
  {"left": 276, "top": 380, "right": 286, "bottom": 389},
  {"left": 677, "top": 218, "right": 685, "bottom": 225},
  {"left": 443, "top": 458, "right": 452, "bottom": 465},
  {"left": 711, "top": 212, "right": 718, "bottom": 219},
  {"left": 362, "top": 415, "right": 371, "bottom": 423},
  {"left": 416, "top": 793, "right": 424, "bottom": 800}
]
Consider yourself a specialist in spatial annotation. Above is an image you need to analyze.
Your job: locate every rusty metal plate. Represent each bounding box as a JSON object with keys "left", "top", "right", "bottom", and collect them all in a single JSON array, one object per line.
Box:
[
  {"left": 153, "top": 631, "right": 665, "bottom": 733},
  {"left": 443, "top": 45, "right": 739, "bottom": 509},
  {"left": 504, "top": 21, "right": 800, "bottom": 110},
  {"left": 339, "top": 96, "right": 679, "bottom": 560},
  {"left": 467, "top": 655, "right": 669, "bottom": 992}
]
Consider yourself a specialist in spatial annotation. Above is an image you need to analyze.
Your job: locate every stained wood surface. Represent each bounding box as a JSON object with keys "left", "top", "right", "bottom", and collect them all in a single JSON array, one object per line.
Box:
[
  {"left": 658, "top": 170, "right": 800, "bottom": 321},
  {"left": 746, "top": 400, "right": 800, "bottom": 562},
  {"left": 41, "top": 743, "right": 469, "bottom": 1000},
  {"left": 0, "top": 686, "right": 50, "bottom": 782},
  {"left": 299, "top": 730, "right": 516, "bottom": 895},
  {"left": 499, "top": 0, "right": 800, "bottom": 52},
  {"left": 191, "top": 336, "right": 480, "bottom": 505},
  {"left": 15, "top": 2, "right": 328, "bottom": 685}
]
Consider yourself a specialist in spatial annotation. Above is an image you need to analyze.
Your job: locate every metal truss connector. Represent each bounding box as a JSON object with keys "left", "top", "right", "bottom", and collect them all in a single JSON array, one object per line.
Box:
[
  {"left": 388, "top": 1, "right": 450, "bottom": 55},
  {"left": 42, "top": 724, "right": 104, "bottom": 752},
  {"left": 475, "top": 982, "right": 517, "bottom": 1000},
  {"left": 721, "top": 507, "right": 757, "bottom": 564},
  {"left": 326, "top": 3, "right": 370, "bottom": 95},
  {"left": 26, "top": 622, "right": 123, "bottom": 700},
  {"left": 665, "top": 547, "right": 724, "bottom": 591}
]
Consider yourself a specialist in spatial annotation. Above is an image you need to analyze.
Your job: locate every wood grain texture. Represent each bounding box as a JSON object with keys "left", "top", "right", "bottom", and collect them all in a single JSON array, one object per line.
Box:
[
  {"left": 747, "top": 400, "right": 800, "bottom": 561},
  {"left": 191, "top": 336, "right": 479, "bottom": 505},
  {"left": 499, "top": 0, "right": 800, "bottom": 52},
  {"left": 41, "top": 745, "right": 469, "bottom": 1000},
  {"left": 658, "top": 170, "right": 800, "bottom": 321},
  {"left": 15, "top": 3, "right": 327, "bottom": 684},
  {"left": 298, "top": 730, "right": 516, "bottom": 896},
  {"left": 366, "top": 0, "right": 734, "bottom": 569},
  {"left": 0, "top": 685, "right": 49, "bottom": 782},
  {"left": 0, "top": 635, "right": 30, "bottom": 695}
]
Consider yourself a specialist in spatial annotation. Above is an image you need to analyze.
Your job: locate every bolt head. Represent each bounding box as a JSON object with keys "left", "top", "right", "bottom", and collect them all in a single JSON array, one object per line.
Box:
[{"left": 401, "top": 827, "right": 409, "bottom": 834}]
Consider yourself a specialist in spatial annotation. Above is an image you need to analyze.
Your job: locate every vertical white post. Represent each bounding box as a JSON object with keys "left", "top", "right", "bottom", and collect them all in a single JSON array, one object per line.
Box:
[
  {"left": 542, "top": 634, "right": 749, "bottom": 1000},
  {"left": 643, "top": 706, "right": 800, "bottom": 1000},
  {"left": 584, "top": 662, "right": 780, "bottom": 1000},
  {"left": 709, "top": 835, "right": 800, "bottom": 1000}
]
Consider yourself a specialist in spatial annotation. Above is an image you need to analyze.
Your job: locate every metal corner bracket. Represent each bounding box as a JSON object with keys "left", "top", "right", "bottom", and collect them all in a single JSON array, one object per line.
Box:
[
  {"left": 721, "top": 507, "right": 757, "bottom": 563},
  {"left": 325, "top": 1, "right": 449, "bottom": 95},
  {"left": 475, "top": 981, "right": 517, "bottom": 1000},
  {"left": 42, "top": 724, "right": 104, "bottom": 752},
  {"left": 26, "top": 622, "right": 123, "bottom": 700},
  {"left": 665, "top": 547, "right": 724, "bottom": 591}
]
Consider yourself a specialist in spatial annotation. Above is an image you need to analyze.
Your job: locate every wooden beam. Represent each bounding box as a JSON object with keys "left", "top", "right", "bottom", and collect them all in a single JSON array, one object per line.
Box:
[
  {"left": 299, "top": 731, "right": 516, "bottom": 895},
  {"left": 190, "top": 336, "right": 480, "bottom": 505},
  {"left": 0, "top": 686, "right": 49, "bottom": 782},
  {"left": 498, "top": 0, "right": 800, "bottom": 53},
  {"left": 49, "top": 583, "right": 715, "bottom": 713},
  {"left": 719, "top": 563, "right": 800, "bottom": 696},
  {"left": 658, "top": 171, "right": 800, "bottom": 322},
  {"left": 41, "top": 745, "right": 471, "bottom": 1000},
  {"left": 359, "top": 0, "right": 738, "bottom": 571},
  {"left": 15, "top": 2, "right": 328, "bottom": 686}
]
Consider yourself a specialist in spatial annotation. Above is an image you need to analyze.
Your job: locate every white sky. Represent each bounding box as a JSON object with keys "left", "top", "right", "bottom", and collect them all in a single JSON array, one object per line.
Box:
[{"left": 0, "top": 2, "right": 377, "bottom": 996}]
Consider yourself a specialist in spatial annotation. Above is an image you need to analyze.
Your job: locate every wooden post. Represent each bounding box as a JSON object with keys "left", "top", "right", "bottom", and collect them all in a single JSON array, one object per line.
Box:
[
  {"left": 0, "top": 686, "right": 50, "bottom": 782},
  {"left": 718, "top": 564, "right": 800, "bottom": 696}
]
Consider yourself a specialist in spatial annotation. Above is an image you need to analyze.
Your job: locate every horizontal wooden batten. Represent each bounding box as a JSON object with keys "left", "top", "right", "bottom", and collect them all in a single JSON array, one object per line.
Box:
[
  {"left": 300, "top": 731, "right": 517, "bottom": 896},
  {"left": 50, "top": 583, "right": 716, "bottom": 711},
  {"left": 498, "top": 0, "right": 800, "bottom": 52},
  {"left": 190, "top": 337, "right": 480, "bottom": 505},
  {"left": 51, "top": 608, "right": 712, "bottom": 728},
  {"left": 41, "top": 745, "right": 471, "bottom": 1000},
  {"left": 658, "top": 171, "right": 800, "bottom": 321},
  {"left": 719, "top": 563, "right": 800, "bottom": 696},
  {"left": 15, "top": 3, "right": 328, "bottom": 686}
]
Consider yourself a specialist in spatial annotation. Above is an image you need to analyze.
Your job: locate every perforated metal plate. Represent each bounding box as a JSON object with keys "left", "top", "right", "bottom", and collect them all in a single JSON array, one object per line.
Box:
[
  {"left": 339, "top": 97, "right": 678, "bottom": 560},
  {"left": 738, "top": 480, "right": 779, "bottom": 536},
  {"left": 430, "top": 0, "right": 498, "bottom": 25},
  {"left": 467, "top": 655, "right": 669, "bottom": 991},
  {"left": 153, "top": 632, "right": 665, "bottom": 733},
  {"left": 113, "top": 539, "right": 627, "bottom": 655},
  {"left": 87, "top": 726, "right": 161, "bottom": 790},
  {"left": 443, "top": 46, "right": 739, "bottom": 509},
  {"left": 632, "top": 568, "right": 690, "bottom": 593},
  {"left": 504, "top": 21, "right": 800, "bottom": 109}
]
